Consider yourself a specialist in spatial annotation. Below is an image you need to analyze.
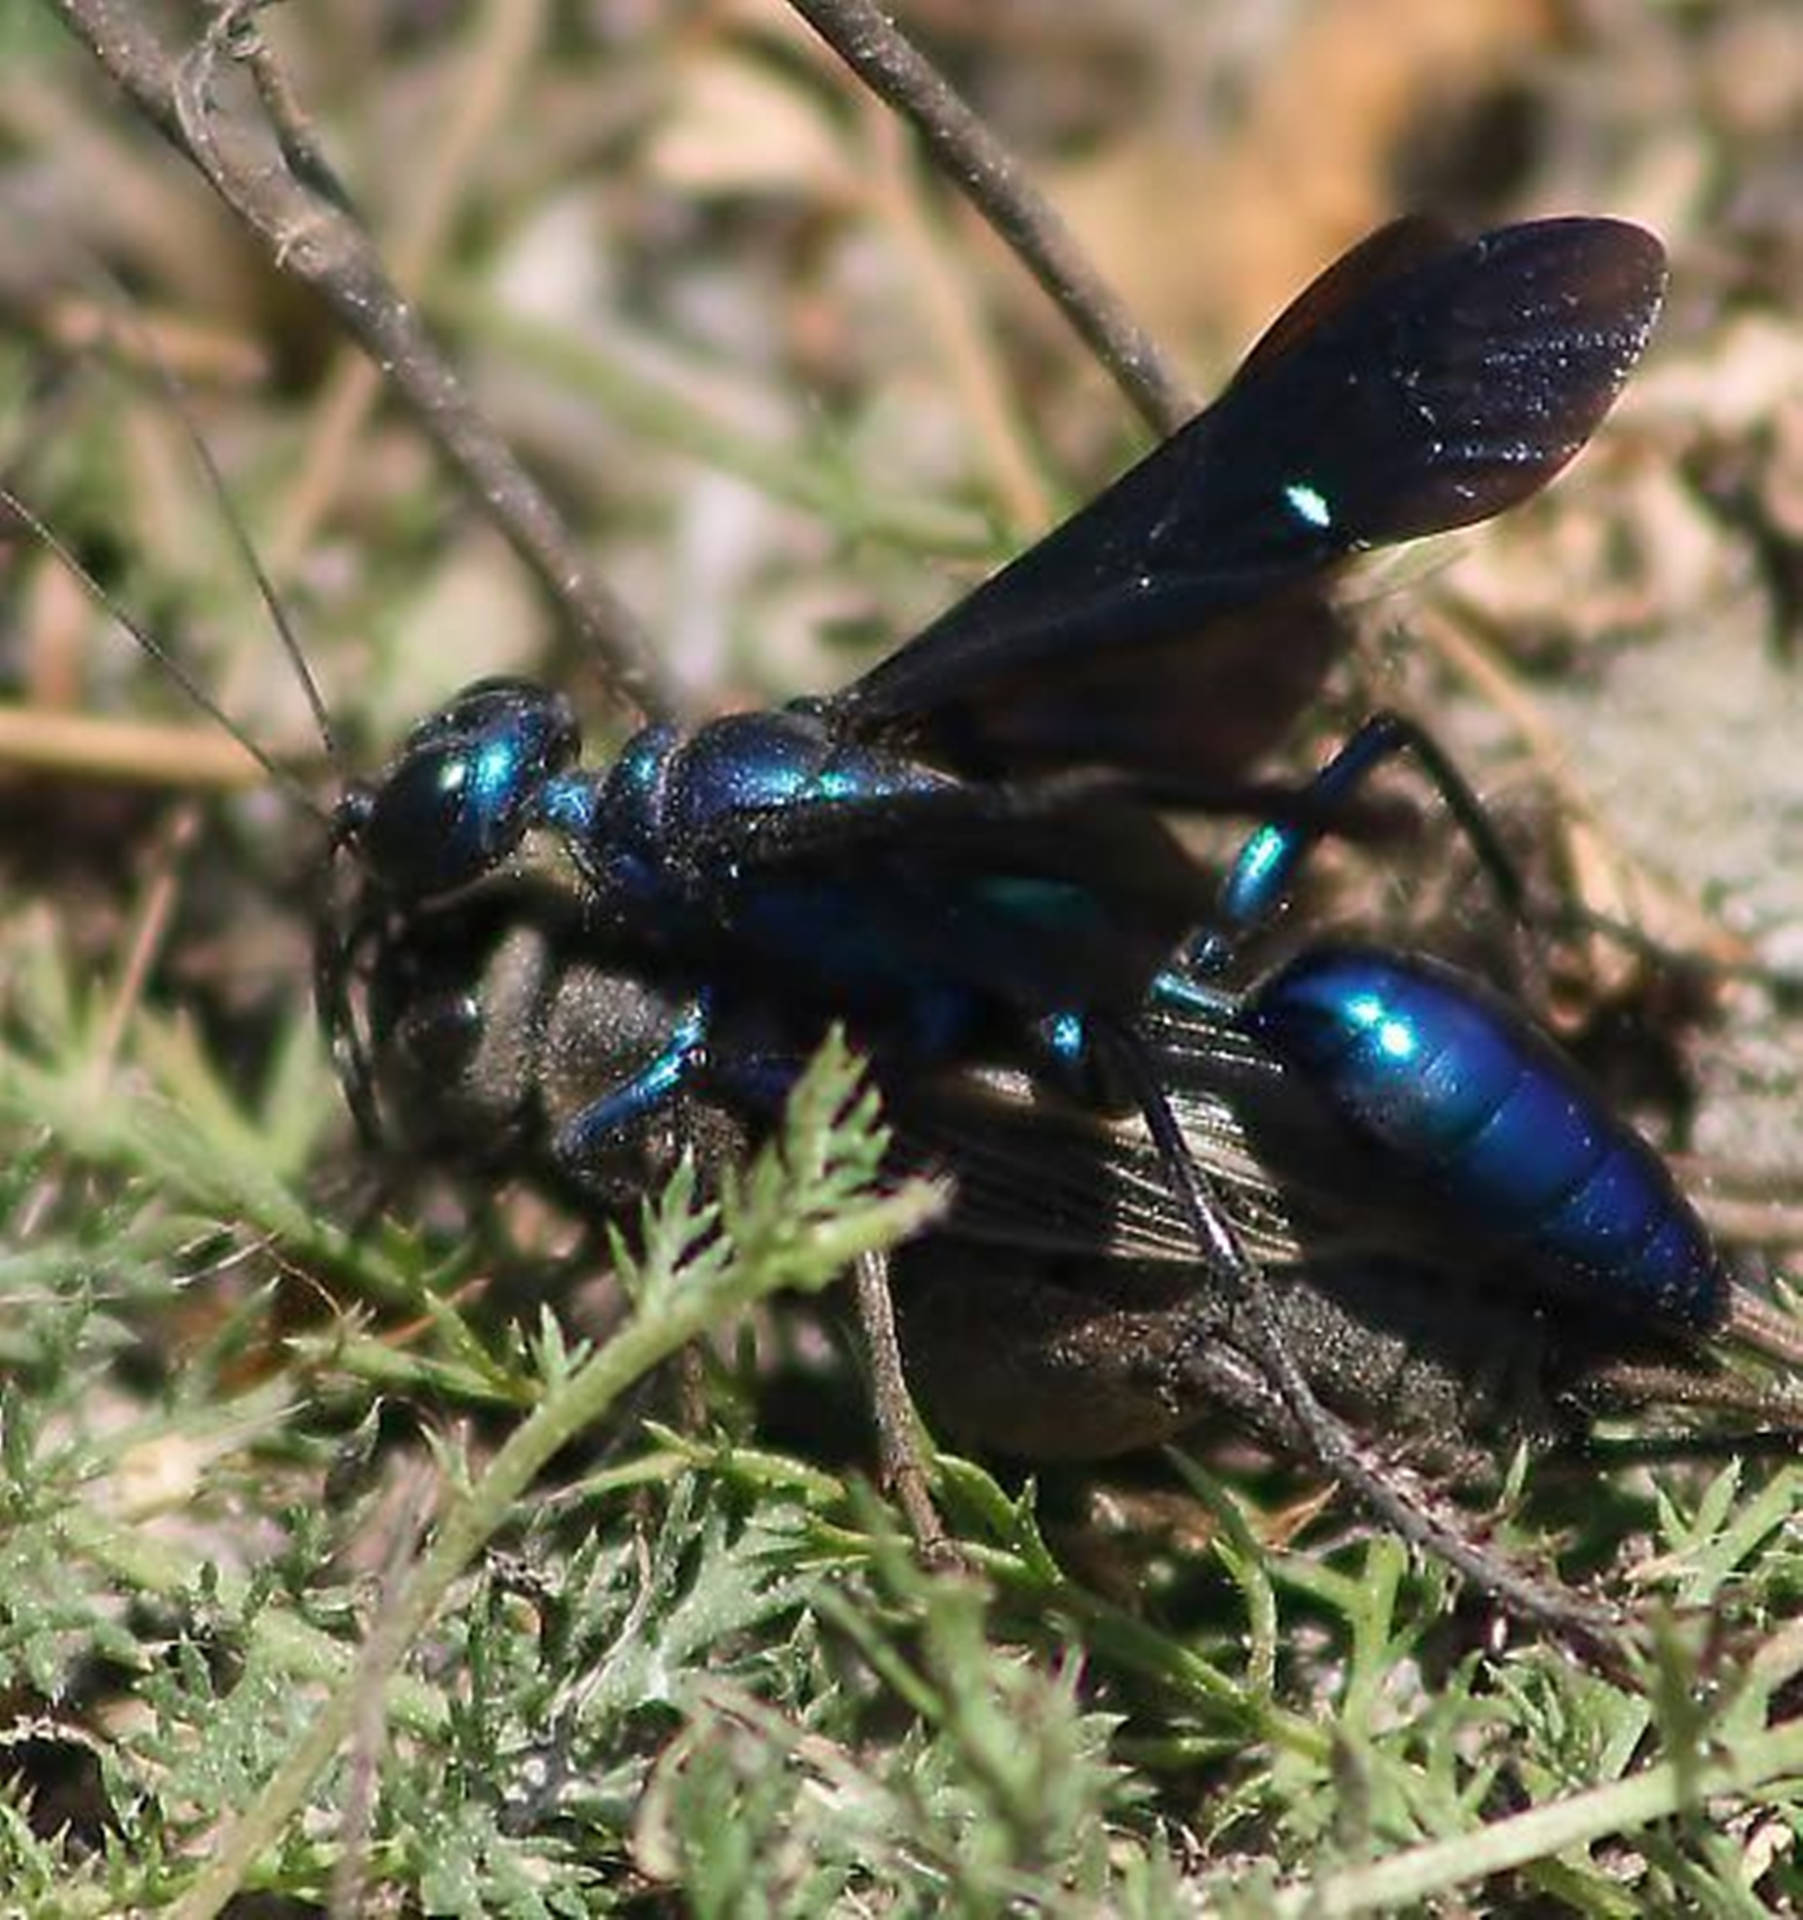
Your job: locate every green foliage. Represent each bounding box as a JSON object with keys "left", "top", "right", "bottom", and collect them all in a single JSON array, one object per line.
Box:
[
  {"left": 4, "top": 924, "right": 1803, "bottom": 1911},
  {"left": 7, "top": 11, "right": 1803, "bottom": 1913}
]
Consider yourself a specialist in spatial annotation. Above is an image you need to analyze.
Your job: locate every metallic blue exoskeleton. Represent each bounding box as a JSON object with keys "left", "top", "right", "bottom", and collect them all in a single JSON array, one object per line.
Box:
[
  {"left": 323, "top": 217, "right": 1668, "bottom": 1165},
  {"left": 1239, "top": 946, "right": 1724, "bottom": 1329},
  {"left": 1141, "top": 697, "right": 1800, "bottom": 1368}
]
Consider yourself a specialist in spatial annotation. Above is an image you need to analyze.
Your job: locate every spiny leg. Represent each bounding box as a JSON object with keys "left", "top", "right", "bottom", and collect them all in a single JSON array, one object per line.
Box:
[{"left": 852, "top": 1249, "right": 948, "bottom": 1554}]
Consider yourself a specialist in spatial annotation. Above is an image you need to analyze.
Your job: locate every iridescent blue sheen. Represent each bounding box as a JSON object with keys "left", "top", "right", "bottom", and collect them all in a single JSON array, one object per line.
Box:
[
  {"left": 1242, "top": 943, "right": 1725, "bottom": 1328},
  {"left": 357, "top": 678, "right": 578, "bottom": 899},
  {"left": 554, "top": 995, "right": 709, "bottom": 1157}
]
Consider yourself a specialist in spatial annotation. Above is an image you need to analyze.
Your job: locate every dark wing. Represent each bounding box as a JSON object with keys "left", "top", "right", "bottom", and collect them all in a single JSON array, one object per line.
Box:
[
  {"left": 686, "top": 779, "right": 1217, "bottom": 1017},
  {"left": 829, "top": 218, "right": 1665, "bottom": 786}
]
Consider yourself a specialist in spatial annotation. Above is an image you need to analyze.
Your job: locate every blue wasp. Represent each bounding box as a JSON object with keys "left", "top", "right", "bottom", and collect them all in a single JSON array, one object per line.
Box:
[
  {"left": 325, "top": 211, "right": 1803, "bottom": 1627},
  {"left": 321, "top": 216, "right": 1668, "bottom": 1168}
]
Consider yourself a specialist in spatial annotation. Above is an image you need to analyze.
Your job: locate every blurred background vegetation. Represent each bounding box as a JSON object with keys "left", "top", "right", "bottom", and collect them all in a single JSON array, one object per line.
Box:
[{"left": 1, "top": 1, "right": 1803, "bottom": 1911}]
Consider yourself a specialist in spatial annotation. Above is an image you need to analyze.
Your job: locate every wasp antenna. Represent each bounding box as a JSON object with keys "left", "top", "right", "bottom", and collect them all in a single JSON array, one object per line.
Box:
[
  {"left": 22, "top": 230, "right": 343, "bottom": 767},
  {"left": 0, "top": 487, "right": 331, "bottom": 831},
  {"left": 143, "top": 359, "right": 341, "bottom": 764}
]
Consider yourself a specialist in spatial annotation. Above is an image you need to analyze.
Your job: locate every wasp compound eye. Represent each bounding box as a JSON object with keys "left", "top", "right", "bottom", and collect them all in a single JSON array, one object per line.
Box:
[{"left": 354, "top": 679, "right": 580, "bottom": 901}]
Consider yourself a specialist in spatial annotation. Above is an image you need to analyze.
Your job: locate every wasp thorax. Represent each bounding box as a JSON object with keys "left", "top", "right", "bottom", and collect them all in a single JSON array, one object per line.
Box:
[{"left": 350, "top": 678, "right": 581, "bottom": 902}]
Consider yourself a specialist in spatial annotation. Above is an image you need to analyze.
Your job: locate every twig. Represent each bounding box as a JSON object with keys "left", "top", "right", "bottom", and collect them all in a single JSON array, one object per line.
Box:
[
  {"left": 255, "top": 0, "right": 547, "bottom": 587},
  {"left": 44, "top": 0, "right": 679, "bottom": 724},
  {"left": 787, "top": 0, "right": 1197, "bottom": 436}
]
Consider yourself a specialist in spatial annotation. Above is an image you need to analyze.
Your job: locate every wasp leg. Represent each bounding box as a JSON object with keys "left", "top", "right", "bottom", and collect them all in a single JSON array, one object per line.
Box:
[
  {"left": 547, "top": 996, "right": 711, "bottom": 1171},
  {"left": 1192, "top": 709, "right": 1528, "bottom": 973}
]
